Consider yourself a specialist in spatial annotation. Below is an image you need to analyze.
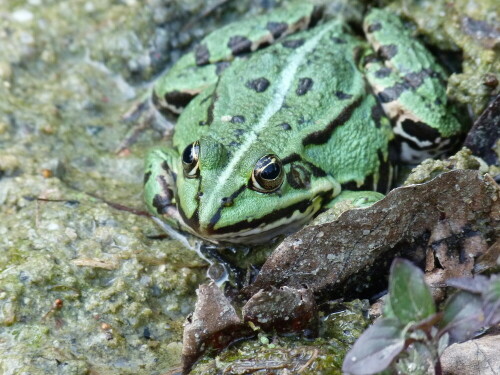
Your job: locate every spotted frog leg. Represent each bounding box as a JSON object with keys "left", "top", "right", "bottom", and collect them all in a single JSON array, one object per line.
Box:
[{"left": 362, "top": 9, "right": 464, "bottom": 164}]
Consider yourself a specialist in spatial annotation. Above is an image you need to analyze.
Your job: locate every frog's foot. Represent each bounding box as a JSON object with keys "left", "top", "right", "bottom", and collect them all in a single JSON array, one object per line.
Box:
[
  {"left": 316, "top": 190, "right": 385, "bottom": 225},
  {"left": 117, "top": 97, "right": 175, "bottom": 155},
  {"left": 122, "top": 95, "right": 150, "bottom": 123},
  {"left": 325, "top": 190, "right": 384, "bottom": 210},
  {"left": 362, "top": 9, "right": 464, "bottom": 164}
]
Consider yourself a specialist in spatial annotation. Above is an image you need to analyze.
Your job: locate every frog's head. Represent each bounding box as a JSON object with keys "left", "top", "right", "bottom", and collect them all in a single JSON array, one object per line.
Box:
[{"left": 174, "top": 135, "right": 339, "bottom": 244}]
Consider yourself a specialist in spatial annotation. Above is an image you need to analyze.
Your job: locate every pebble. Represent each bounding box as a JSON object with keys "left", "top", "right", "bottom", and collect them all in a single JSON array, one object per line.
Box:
[
  {"left": 0, "top": 62, "right": 12, "bottom": 81},
  {"left": 12, "top": 9, "right": 34, "bottom": 23}
]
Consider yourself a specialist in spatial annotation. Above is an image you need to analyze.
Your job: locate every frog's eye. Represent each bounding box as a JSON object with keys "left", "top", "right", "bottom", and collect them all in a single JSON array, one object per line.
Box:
[
  {"left": 182, "top": 141, "right": 200, "bottom": 178},
  {"left": 250, "top": 154, "right": 284, "bottom": 193}
]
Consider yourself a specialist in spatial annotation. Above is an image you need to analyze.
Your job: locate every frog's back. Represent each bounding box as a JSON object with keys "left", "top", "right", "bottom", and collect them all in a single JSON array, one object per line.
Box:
[{"left": 174, "top": 20, "right": 392, "bottom": 190}]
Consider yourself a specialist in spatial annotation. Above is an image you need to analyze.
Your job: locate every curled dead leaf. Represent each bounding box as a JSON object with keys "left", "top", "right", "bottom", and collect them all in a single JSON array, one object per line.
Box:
[{"left": 244, "top": 170, "right": 499, "bottom": 300}]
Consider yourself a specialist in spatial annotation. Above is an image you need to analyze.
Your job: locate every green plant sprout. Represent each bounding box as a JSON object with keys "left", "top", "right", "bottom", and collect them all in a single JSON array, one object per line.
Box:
[{"left": 343, "top": 258, "right": 500, "bottom": 375}]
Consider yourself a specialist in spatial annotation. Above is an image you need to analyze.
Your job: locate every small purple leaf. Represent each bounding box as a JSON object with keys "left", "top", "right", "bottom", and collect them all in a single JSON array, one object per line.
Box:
[
  {"left": 441, "top": 291, "right": 484, "bottom": 343},
  {"left": 483, "top": 277, "right": 500, "bottom": 326},
  {"left": 342, "top": 318, "right": 406, "bottom": 375},
  {"left": 447, "top": 275, "right": 489, "bottom": 294}
]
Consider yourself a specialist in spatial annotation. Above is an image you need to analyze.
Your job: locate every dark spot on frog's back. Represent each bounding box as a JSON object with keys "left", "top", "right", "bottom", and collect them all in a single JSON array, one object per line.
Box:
[
  {"left": 335, "top": 91, "right": 353, "bottom": 100},
  {"left": 143, "top": 171, "right": 151, "bottom": 185},
  {"left": 194, "top": 44, "right": 210, "bottom": 66},
  {"left": 296, "top": 78, "right": 313, "bottom": 96},
  {"left": 366, "top": 23, "right": 382, "bottom": 33},
  {"left": 266, "top": 21, "right": 288, "bottom": 39},
  {"left": 303, "top": 97, "right": 362, "bottom": 146},
  {"left": 228, "top": 36, "right": 252, "bottom": 55},
  {"left": 378, "top": 68, "right": 438, "bottom": 103},
  {"left": 282, "top": 39, "right": 305, "bottom": 49},
  {"left": 375, "top": 67, "right": 392, "bottom": 78},
  {"left": 406, "top": 69, "right": 441, "bottom": 87},
  {"left": 215, "top": 61, "right": 231, "bottom": 75},
  {"left": 234, "top": 128, "right": 245, "bottom": 136},
  {"left": 378, "top": 44, "right": 398, "bottom": 60},
  {"left": 230, "top": 115, "right": 245, "bottom": 124},
  {"left": 280, "top": 123, "right": 292, "bottom": 130},
  {"left": 164, "top": 90, "right": 194, "bottom": 110},
  {"left": 246, "top": 77, "right": 270, "bottom": 93},
  {"left": 331, "top": 37, "right": 346, "bottom": 44},
  {"left": 377, "top": 82, "right": 409, "bottom": 103}
]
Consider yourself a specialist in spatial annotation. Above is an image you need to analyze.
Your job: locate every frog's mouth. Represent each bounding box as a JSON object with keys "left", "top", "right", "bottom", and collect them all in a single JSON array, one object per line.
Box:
[{"left": 177, "top": 191, "right": 331, "bottom": 244}]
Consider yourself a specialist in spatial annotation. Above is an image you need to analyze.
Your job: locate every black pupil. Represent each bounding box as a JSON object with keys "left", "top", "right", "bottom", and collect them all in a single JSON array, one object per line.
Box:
[
  {"left": 182, "top": 144, "right": 194, "bottom": 164},
  {"left": 261, "top": 163, "right": 280, "bottom": 180}
]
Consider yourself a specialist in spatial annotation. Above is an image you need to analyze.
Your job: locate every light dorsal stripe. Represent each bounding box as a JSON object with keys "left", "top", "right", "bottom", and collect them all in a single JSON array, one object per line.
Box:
[{"left": 202, "top": 23, "right": 334, "bottom": 221}]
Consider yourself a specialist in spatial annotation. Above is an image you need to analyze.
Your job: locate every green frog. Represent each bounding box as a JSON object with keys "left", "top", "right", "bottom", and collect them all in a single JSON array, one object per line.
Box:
[{"left": 143, "top": 3, "right": 463, "bottom": 244}]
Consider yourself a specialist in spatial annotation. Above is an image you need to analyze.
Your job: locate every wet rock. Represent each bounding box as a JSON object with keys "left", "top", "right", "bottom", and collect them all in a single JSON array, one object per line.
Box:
[
  {"left": 460, "top": 16, "right": 500, "bottom": 49},
  {"left": 182, "top": 282, "right": 253, "bottom": 373},
  {"left": 188, "top": 301, "right": 371, "bottom": 373},
  {"left": 464, "top": 94, "right": 500, "bottom": 165},
  {"left": 440, "top": 330, "right": 500, "bottom": 375},
  {"left": 243, "top": 286, "right": 317, "bottom": 335}
]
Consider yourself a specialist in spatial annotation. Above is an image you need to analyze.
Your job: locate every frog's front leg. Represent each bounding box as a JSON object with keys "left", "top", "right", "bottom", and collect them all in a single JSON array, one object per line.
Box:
[
  {"left": 325, "top": 190, "right": 385, "bottom": 210},
  {"left": 362, "top": 9, "right": 464, "bottom": 164},
  {"left": 316, "top": 190, "right": 385, "bottom": 225},
  {"left": 144, "top": 147, "right": 183, "bottom": 228},
  {"left": 117, "top": 94, "right": 176, "bottom": 155}
]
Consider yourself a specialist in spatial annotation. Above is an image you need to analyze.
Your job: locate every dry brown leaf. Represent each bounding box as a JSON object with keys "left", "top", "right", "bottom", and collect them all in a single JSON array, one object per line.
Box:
[{"left": 244, "top": 170, "right": 499, "bottom": 300}]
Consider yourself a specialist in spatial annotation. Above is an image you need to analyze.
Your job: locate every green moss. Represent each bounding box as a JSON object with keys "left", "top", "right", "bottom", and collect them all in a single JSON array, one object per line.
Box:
[
  {"left": 384, "top": 0, "right": 499, "bottom": 116},
  {"left": 404, "top": 148, "right": 490, "bottom": 185},
  {"left": 191, "top": 300, "right": 370, "bottom": 373}
]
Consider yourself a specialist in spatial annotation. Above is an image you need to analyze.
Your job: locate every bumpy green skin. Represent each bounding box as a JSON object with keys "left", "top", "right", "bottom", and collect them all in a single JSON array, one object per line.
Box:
[
  {"left": 363, "top": 9, "right": 464, "bottom": 162},
  {"left": 153, "top": 3, "right": 315, "bottom": 113},
  {"left": 145, "top": 5, "right": 463, "bottom": 244}
]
